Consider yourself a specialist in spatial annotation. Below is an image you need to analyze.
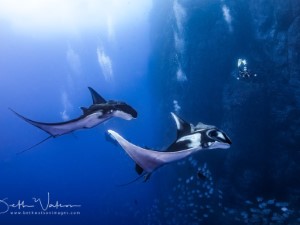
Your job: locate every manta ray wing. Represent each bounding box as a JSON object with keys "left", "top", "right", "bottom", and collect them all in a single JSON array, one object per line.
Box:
[
  {"left": 10, "top": 108, "right": 87, "bottom": 137},
  {"left": 107, "top": 130, "right": 197, "bottom": 173}
]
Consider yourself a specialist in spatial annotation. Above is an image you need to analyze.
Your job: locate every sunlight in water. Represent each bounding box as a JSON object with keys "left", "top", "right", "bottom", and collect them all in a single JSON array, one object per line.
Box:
[{"left": 0, "top": 0, "right": 152, "bottom": 36}]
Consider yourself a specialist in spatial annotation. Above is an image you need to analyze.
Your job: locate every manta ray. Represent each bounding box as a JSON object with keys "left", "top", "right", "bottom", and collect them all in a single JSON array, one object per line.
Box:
[
  {"left": 11, "top": 87, "right": 137, "bottom": 153},
  {"left": 107, "top": 112, "right": 231, "bottom": 181}
]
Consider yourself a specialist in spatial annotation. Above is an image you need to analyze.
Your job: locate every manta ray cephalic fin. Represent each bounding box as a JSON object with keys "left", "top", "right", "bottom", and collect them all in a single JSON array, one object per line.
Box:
[{"left": 80, "top": 107, "right": 89, "bottom": 115}]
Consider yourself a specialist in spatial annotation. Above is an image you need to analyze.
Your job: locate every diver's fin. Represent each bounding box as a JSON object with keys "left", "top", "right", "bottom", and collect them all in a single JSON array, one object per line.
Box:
[
  {"left": 171, "top": 112, "right": 193, "bottom": 138},
  {"left": 17, "top": 135, "right": 52, "bottom": 155},
  {"left": 88, "top": 87, "right": 106, "bottom": 104},
  {"left": 107, "top": 130, "right": 196, "bottom": 173},
  {"left": 135, "top": 163, "right": 144, "bottom": 175}
]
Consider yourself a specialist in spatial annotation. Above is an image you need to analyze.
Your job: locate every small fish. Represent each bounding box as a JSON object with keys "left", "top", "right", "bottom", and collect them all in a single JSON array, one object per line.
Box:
[{"left": 197, "top": 171, "right": 207, "bottom": 180}]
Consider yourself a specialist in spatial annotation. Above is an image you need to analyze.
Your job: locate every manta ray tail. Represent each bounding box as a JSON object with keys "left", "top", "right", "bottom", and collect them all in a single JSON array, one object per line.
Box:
[
  {"left": 116, "top": 173, "right": 150, "bottom": 187},
  {"left": 17, "top": 135, "right": 52, "bottom": 155}
]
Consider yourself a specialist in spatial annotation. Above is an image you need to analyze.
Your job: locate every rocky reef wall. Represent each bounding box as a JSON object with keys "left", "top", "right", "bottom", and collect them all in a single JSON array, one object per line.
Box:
[{"left": 148, "top": 0, "right": 300, "bottom": 201}]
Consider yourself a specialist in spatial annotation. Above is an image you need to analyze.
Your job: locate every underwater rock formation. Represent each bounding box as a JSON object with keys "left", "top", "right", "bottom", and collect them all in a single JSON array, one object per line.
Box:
[{"left": 148, "top": 0, "right": 300, "bottom": 223}]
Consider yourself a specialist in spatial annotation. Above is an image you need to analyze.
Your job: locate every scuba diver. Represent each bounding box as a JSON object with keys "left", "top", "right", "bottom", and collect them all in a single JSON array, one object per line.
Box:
[{"left": 236, "top": 58, "right": 257, "bottom": 80}]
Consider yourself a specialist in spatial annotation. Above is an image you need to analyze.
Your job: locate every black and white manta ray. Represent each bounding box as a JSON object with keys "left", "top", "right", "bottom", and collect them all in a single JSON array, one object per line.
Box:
[
  {"left": 11, "top": 87, "right": 137, "bottom": 153},
  {"left": 107, "top": 112, "right": 231, "bottom": 181}
]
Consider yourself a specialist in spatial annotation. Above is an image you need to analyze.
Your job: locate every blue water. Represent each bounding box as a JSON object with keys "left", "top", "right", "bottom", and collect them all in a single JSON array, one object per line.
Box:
[
  {"left": 0, "top": 3, "right": 156, "bottom": 224},
  {"left": 1, "top": 0, "right": 300, "bottom": 225}
]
